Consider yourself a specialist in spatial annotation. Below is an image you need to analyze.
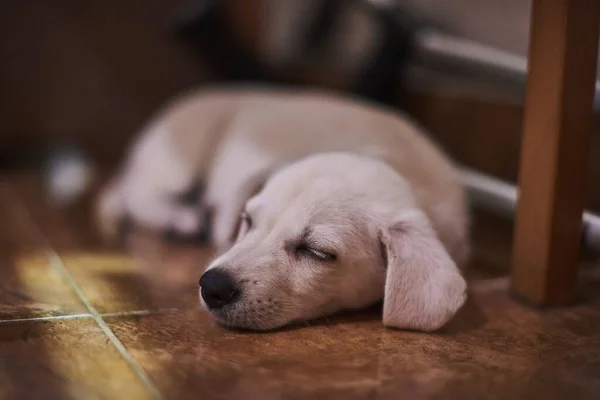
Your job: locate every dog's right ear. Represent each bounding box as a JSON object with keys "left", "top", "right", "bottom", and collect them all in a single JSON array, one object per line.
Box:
[{"left": 379, "top": 210, "right": 467, "bottom": 332}]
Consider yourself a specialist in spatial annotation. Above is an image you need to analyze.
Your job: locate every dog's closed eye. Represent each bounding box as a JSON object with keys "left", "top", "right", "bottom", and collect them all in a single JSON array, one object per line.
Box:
[
  {"left": 294, "top": 243, "right": 337, "bottom": 262},
  {"left": 235, "top": 211, "right": 253, "bottom": 241},
  {"left": 286, "top": 227, "right": 340, "bottom": 262},
  {"left": 241, "top": 211, "right": 252, "bottom": 230}
]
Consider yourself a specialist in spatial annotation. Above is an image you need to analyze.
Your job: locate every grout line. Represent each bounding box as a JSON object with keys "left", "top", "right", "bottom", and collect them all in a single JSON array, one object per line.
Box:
[
  {"left": 6, "top": 183, "right": 163, "bottom": 400},
  {"left": 0, "top": 313, "right": 93, "bottom": 324},
  {"left": 47, "top": 253, "right": 163, "bottom": 399},
  {"left": 101, "top": 308, "right": 179, "bottom": 318}
]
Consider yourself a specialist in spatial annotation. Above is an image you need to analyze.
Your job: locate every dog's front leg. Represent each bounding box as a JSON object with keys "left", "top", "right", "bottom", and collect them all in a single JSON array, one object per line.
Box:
[
  {"left": 203, "top": 140, "right": 274, "bottom": 252},
  {"left": 97, "top": 124, "right": 209, "bottom": 241}
]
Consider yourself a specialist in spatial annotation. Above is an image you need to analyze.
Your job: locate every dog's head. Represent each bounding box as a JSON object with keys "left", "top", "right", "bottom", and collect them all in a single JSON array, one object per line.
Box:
[{"left": 199, "top": 153, "right": 466, "bottom": 332}]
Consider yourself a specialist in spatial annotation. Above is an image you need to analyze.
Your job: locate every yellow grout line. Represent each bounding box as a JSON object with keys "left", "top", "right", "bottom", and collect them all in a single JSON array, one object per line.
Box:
[
  {"left": 6, "top": 183, "right": 163, "bottom": 400},
  {"left": 0, "top": 313, "right": 93, "bottom": 324},
  {"left": 101, "top": 308, "right": 179, "bottom": 318},
  {"left": 46, "top": 253, "right": 163, "bottom": 400},
  {"left": 0, "top": 308, "right": 180, "bottom": 325}
]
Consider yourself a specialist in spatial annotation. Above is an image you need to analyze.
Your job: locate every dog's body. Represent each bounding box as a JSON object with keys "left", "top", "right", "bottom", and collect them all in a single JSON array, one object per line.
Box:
[{"left": 97, "top": 86, "right": 469, "bottom": 332}]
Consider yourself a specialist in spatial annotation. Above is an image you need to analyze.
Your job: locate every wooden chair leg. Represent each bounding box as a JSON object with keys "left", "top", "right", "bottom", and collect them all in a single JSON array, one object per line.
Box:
[{"left": 512, "top": 0, "right": 600, "bottom": 305}]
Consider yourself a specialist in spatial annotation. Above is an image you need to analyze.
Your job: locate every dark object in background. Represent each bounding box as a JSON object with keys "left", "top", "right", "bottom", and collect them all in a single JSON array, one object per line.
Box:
[
  {"left": 302, "top": 0, "right": 346, "bottom": 53},
  {"left": 172, "top": 0, "right": 270, "bottom": 82},
  {"left": 0, "top": 148, "right": 42, "bottom": 170},
  {"left": 171, "top": 0, "right": 419, "bottom": 107},
  {"left": 348, "top": 2, "right": 418, "bottom": 106},
  {"left": 302, "top": 0, "right": 418, "bottom": 106}
]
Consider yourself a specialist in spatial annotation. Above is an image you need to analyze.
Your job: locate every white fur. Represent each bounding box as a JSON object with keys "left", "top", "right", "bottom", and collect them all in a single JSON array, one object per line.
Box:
[
  {"left": 103, "top": 123, "right": 202, "bottom": 235},
  {"left": 96, "top": 87, "right": 470, "bottom": 332},
  {"left": 381, "top": 209, "right": 466, "bottom": 331}
]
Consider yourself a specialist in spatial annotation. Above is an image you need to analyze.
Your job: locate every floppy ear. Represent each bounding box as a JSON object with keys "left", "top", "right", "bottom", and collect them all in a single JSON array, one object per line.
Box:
[{"left": 380, "top": 210, "right": 467, "bottom": 332}]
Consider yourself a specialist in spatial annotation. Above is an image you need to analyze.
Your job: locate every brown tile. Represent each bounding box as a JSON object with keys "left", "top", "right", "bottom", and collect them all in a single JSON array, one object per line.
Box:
[
  {"left": 105, "top": 275, "right": 600, "bottom": 400},
  {"left": 0, "top": 253, "right": 89, "bottom": 320},
  {"left": 8, "top": 171, "right": 600, "bottom": 399},
  {"left": 106, "top": 309, "right": 383, "bottom": 400},
  {"left": 9, "top": 172, "right": 212, "bottom": 314},
  {"left": 466, "top": 212, "right": 514, "bottom": 279},
  {"left": 0, "top": 180, "right": 86, "bottom": 320},
  {"left": 8, "top": 172, "right": 109, "bottom": 251},
  {"left": 0, "top": 317, "right": 155, "bottom": 400},
  {"left": 59, "top": 240, "right": 212, "bottom": 314},
  {"left": 377, "top": 294, "right": 600, "bottom": 400}
]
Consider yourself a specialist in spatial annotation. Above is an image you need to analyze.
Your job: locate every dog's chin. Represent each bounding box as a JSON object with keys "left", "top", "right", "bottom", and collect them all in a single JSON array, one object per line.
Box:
[
  {"left": 217, "top": 318, "right": 286, "bottom": 332},
  {"left": 199, "top": 302, "right": 293, "bottom": 332},
  {"left": 206, "top": 310, "right": 292, "bottom": 332},
  {"left": 198, "top": 291, "right": 302, "bottom": 331}
]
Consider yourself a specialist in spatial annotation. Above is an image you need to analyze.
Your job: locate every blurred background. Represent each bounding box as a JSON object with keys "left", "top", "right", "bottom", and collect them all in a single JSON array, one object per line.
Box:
[
  {"left": 5, "top": 3, "right": 600, "bottom": 398},
  {"left": 2, "top": 0, "right": 600, "bottom": 210}
]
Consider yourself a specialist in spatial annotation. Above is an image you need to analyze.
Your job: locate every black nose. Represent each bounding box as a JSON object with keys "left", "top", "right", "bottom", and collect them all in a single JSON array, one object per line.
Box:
[{"left": 199, "top": 269, "right": 240, "bottom": 309}]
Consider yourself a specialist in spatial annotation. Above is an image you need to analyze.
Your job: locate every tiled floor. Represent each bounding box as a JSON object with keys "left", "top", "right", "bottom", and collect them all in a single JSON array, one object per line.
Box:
[{"left": 2, "top": 172, "right": 600, "bottom": 399}]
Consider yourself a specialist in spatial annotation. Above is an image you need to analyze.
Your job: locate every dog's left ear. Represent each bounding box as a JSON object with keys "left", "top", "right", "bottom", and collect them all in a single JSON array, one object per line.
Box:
[{"left": 379, "top": 210, "right": 466, "bottom": 332}]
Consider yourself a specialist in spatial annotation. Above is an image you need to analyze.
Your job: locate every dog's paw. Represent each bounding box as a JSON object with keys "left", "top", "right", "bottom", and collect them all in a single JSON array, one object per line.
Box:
[
  {"left": 170, "top": 206, "right": 200, "bottom": 234},
  {"left": 163, "top": 205, "right": 210, "bottom": 243}
]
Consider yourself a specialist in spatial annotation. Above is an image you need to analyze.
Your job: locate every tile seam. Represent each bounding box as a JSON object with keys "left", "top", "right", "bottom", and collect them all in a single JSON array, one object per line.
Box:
[{"left": 6, "top": 182, "right": 163, "bottom": 399}]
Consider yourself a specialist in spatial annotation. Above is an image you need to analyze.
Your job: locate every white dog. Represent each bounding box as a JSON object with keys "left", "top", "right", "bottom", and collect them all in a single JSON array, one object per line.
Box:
[{"left": 96, "top": 86, "right": 469, "bottom": 332}]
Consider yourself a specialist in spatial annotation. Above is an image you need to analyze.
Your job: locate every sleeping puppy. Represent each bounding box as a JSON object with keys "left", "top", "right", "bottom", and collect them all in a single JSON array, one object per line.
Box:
[{"left": 96, "top": 86, "right": 470, "bottom": 332}]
